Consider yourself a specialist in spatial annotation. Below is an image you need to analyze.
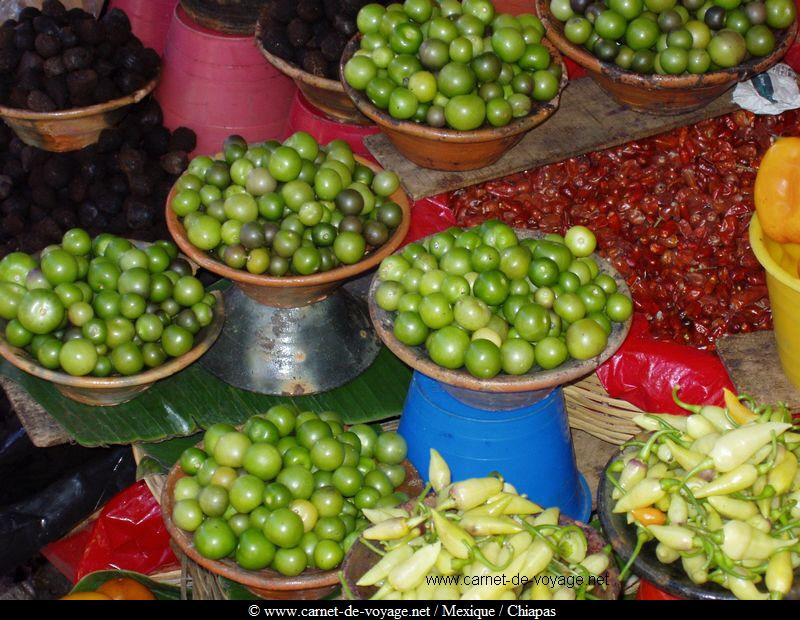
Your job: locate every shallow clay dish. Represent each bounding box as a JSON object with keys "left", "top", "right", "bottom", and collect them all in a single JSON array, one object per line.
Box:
[
  {"left": 339, "top": 36, "right": 568, "bottom": 171},
  {"left": 368, "top": 229, "right": 632, "bottom": 402},
  {"left": 536, "top": 0, "right": 797, "bottom": 115},
  {"left": 0, "top": 290, "right": 223, "bottom": 407},
  {"left": 162, "top": 457, "right": 424, "bottom": 599},
  {"left": 0, "top": 74, "right": 160, "bottom": 152},
  {"left": 343, "top": 513, "right": 622, "bottom": 599},
  {"left": 166, "top": 155, "right": 411, "bottom": 308},
  {"left": 255, "top": 24, "right": 371, "bottom": 125}
]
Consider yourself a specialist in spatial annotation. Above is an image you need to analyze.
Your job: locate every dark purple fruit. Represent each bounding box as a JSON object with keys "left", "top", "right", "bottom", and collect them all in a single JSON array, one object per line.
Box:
[
  {"left": 160, "top": 151, "right": 189, "bottom": 176},
  {"left": 62, "top": 46, "right": 93, "bottom": 71},
  {"left": 168, "top": 127, "right": 196, "bottom": 153},
  {"left": 288, "top": 18, "right": 312, "bottom": 47},
  {"left": 35, "top": 32, "right": 61, "bottom": 58},
  {"left": 297, "top": 0, "right": 324, "bottom": 22},
  {"left": 43, "top": 55, "right": 65, "bottom": 77},
  {"left": 42, "top": 1, "right": 68, "bottom": 20},
  {"left": 44, "top": 74, "right": 68, "bottom": 108}
]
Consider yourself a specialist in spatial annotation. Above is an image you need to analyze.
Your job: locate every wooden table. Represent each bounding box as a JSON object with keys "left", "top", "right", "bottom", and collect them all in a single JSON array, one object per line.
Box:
[{"left": 366, "top": 76, "right": 740, "bottom": 201}]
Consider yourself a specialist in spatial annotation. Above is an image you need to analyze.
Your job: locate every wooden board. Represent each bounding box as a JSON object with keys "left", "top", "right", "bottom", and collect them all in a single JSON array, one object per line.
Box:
[
  {"left": 717, "top": 330, "right": 800, "bottom": 411},
  {"left": 366, "top": 76, "right": 739, "bottom": 201},
  {"left": 0, "top": 375, "right": 71, "bottom": 448}
]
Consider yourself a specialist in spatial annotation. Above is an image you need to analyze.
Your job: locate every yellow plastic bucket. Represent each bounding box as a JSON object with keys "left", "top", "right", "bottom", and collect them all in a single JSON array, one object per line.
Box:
[{"left": 749, "top": 213, "right": 800, "bottom": 389}]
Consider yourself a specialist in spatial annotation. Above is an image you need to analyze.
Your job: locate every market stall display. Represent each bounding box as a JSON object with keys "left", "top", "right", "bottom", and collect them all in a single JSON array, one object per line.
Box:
[
  {"left": 452, "top": 110, "right": 800, "bottom": 349},
  {"left": 0, "top": 230, "right": 224, "bottom": 405},
  {"left": 339, "top": 4, "right": 568, "bottom": 169},
  {"left": 0, "top": 4, "right": 162, "bottom": 150},
  {"left": 162, "top": 408, "right": 423, "bottom": 598},
  {"left": 255, "top": 0, "right": 387, "bottom": 124},
  {"left": 599, "top": 389, "right": 800, "bottom": 600},
  {"left": 369, "top": 224, "right": 632, "bottom": 519},
  {"left": 343, "top": 450, "right": 621, "bottom": 600},
  {"left": 285, "top": 92, "right": 380, "bottom": 156},
  {"left": 536, "top": 0, "right": 797, "bottom": 114},
  {"left": 166, "top": 134, "right": 410, "bottom": 396},
  {"left": 0, "top": 98, "right": 197, "bottom": 259}
]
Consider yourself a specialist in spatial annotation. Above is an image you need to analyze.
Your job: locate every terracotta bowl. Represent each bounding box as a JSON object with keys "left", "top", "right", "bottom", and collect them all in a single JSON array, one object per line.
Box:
[
  {"left": 536, "top": 0, "right": 798, "bottom": 115},
  {"left": 0, "top": 290, "right": 224, "bottom": 407},
  {"left": 162, "top": 456, "right": 424, "bottom": 599},
  {"left": 255, "top": 24, "right": 371, "bottom": 126},
  {"left": 0, "top": 74, "right": 160, "bottom": 152},
  {"left": 343, "top": 513, "right": 622, "bottom": 600},
  {"left": 166, "top": 156, "right": 411, "bottom": 309},
  {"left": 368, "top": 229, "right": 632, "bottom": 405},
  {"left": 339, "top": 36, "right": 568, "bottom": 171}
]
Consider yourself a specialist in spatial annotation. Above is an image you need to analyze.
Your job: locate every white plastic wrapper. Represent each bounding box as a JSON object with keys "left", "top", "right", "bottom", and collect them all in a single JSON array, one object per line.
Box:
[
  {"left": 732, "top": 63, "right": 800, "bottom": 115},
  {"left": 0, "top": 0, "right": 103, "bottom": 23}
]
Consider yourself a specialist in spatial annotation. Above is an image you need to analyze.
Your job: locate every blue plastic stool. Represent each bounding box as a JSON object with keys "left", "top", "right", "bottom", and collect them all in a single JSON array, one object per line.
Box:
[{"left": 398, "top": 371, "right": 592, "bottom": 521}]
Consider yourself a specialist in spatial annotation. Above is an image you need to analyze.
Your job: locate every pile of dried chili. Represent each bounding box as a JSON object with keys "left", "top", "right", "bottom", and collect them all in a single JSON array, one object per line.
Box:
[{"left": 450, "top": 110, "right": 800, "bottom": 350}]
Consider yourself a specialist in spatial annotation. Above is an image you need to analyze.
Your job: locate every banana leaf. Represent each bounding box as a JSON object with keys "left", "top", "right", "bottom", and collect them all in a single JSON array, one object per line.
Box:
[
  {"left": 70, "top": 570, "right": 182, "bottom": 600},
  {"left": 1, "top": 347, "right": 412, "bottom": 447}
]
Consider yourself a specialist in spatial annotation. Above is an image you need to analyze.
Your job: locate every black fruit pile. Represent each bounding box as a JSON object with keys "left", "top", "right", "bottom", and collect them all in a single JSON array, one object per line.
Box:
[
  {"left": 0, "top": 97, "right": 196, "bottom": 258},
  {"left": 0, "top": 1, "right": 160, "bottom": 112},
  {"left": 258, "top": 0, "right": 391, "bottom": 79}
]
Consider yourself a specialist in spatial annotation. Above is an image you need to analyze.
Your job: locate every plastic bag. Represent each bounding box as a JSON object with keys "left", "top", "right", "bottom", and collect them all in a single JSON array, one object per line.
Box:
[
  {"left": 404, "top": 194, "right": 456, "bottom": 245},
  {"left": 596, "top": 314, "right": 735, "bottom": 414},
  {"left": 43, "top": 481, "right": 178, "bottom": 582},
  {"left": 733, "top": 64, "right": 800, "bottom": 115},
  {"left": 0, "top": 430, "right": 135, "bottom": 573}
]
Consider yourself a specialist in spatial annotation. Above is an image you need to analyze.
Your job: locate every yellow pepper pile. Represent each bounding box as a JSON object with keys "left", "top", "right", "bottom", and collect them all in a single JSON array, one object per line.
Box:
[
  {"left": 350, "top": 450, "right": 614, "bottom": 601},
  {"left": 609, "top": 387, "right": 800, "bottom": 600}
]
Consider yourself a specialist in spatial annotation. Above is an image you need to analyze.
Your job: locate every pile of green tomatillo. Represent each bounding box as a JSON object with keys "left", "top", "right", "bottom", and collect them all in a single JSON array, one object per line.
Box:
[
  {"left": 343, "top": 0, "right": 563, "bottom": 130},
  {"left": 0, "top": 229, "right": 215, "bottom": 377},
  {"left": 549, "top": 0, "right": 796, "bottom": 74},
  {"left": 374, "top": 222, "right": 634, "bottom": 379},
  {"left": 170, "top": 133, "right": 405, "bottom": 277},
  {"left": 172, "top": 407, "right": 409, "bottom": 576}
]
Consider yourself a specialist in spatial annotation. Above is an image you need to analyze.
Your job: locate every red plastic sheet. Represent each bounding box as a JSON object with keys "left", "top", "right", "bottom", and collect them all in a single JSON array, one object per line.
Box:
[
  {"left": 43, "top": 481, "right": 178, "bottom": 582},
  {"left": 596, "top": 314, "right": 735, "bottom": 414}
]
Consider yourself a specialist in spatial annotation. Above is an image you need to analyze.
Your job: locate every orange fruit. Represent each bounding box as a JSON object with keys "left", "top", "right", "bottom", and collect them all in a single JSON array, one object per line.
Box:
[
  {"left": 61, "top": 592, "right": 112, "bottom": 600},
  {"left": 96, "top": 577, "right": 156, "bottom": 600},
  {"left": 754, "top": 137, "right": 800, "bottom": 243}
]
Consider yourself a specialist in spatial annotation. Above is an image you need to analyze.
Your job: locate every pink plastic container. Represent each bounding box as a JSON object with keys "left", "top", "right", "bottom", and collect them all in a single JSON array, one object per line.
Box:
[
  {"left": 155, "top": 5, "right": 296, "bottom": 156},
  {"left": 108, "top": 0, "right": 177, "bottom": 55},
  {"left": 286, "top": 92, "right": 379, "bottom": 157}
]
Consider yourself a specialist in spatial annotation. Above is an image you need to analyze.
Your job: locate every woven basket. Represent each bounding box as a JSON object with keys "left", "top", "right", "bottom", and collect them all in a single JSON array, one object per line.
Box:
[{"left": 563, "top": 374, "right": 643, "bottom": 444}]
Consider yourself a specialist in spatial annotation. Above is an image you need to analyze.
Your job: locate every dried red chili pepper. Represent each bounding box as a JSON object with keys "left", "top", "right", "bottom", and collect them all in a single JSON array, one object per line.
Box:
[{"left": 450, "top": 110, "right": 800, "bottom": 350}]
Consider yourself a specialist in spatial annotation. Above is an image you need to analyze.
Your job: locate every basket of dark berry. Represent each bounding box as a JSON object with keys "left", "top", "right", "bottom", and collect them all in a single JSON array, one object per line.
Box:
[
  {"left": 0, "top": 2, "right": 161, "bottom": 152},
  {"left": 0, "top": 97, "right": 198, "bottom": 261},
  {"left": 255, "top": 0, "right": 386, "bottom": 125}
]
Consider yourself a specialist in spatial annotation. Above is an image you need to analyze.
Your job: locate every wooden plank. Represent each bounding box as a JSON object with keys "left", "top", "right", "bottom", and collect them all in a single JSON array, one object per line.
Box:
[
  {"left": 0, "top": 376, "right": 71, "bottom": 447},
  {"left": 366, "top": 76, "right": 739, "bottom": 201},
  {"left": 717, "top": 331, "right": 800, "bottom": 411}
]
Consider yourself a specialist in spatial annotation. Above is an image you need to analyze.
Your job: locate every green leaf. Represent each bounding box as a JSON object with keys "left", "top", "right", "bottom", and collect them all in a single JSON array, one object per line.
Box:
[
  {"left": 0, "top": 347, "right": 411, "bottom": 447},
  {"left": 71, "top": 570, "right": 182, "bottom": 600}
]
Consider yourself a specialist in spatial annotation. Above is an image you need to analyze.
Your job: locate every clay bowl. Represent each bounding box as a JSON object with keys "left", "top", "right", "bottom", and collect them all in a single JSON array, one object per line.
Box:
[
  {"left": 368, "top": 229, "right": 632, "bottom": 406},
  {"left": 0, "top": 74, "right": 160, "bottom": 152},
  {"left": 597, "top": 446, "right": 800, "bottom": 600},
  {"left": 343, "top": 513, "right": 622, "bottom": 599},
  {"left": 255, "top": 24, "right": 371, "bottom": 125},
  {"left": 536, "top": 0, "right": 797, "bottom": 115},
  {"left": 162, "top": 456, "right": 424, "bottom": 599},
  {"left": 339, "top": 36, "right": 568, "bottom": 171},
  {"left": 0, "top": 290, "right": 223, "bottom": 407},
  {"left": 166, "top": 156, "right": 411, "bottom": 309}
]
